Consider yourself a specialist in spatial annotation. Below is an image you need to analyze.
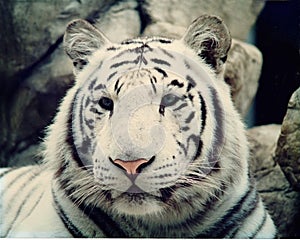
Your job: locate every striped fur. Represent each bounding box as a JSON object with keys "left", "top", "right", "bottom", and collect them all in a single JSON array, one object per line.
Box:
[{"left": 0, "top": 15, "right": 276, "bottom": 237}]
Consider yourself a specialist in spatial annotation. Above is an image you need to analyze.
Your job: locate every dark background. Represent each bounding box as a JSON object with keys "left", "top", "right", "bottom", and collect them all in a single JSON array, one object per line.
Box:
[{"left": 254, "top": 0, "right": 300, "bottom": 126}]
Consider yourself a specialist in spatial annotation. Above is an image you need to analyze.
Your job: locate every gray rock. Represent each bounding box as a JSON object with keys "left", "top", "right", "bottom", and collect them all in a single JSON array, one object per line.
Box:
[
  {"left": 143, "top": 0, "right": 265, "bottom": 40},
  {"left": 2, "top": 1, "right": 115, "bottom": 75},
  {"left": 93, "top": 0, "right": 140, "bottom": 42},
  {"left": 225, "top": 39, "right": 262, "bottom": 117},
  {"left": 274, "top": 87, "right": 300, "bottom": 191},
  {"left": 247, "top": 124, "right": 300, "bottom": 238}
]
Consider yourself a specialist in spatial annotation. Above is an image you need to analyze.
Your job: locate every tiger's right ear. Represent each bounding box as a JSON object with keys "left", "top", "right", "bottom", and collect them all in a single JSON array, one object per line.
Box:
[{"left": 63, "top": 19, "right": 110, "bottom": 74}]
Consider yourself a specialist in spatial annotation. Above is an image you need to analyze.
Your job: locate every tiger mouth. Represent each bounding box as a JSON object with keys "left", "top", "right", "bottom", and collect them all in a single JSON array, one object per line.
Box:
[{"left": 109, "top": 185, "right": 175, "bottom": 204}]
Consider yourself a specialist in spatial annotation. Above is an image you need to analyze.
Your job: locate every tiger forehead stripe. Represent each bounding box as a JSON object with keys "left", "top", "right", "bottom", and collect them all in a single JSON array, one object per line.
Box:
[
  {"left": 158, "top": 47, "right": 175, "bottom": 58},
  {"left": 107, "top": 71, "right": 118, "bottom": 81},
  {"left": 168, "top": 79, "right": 184, "bottom": 88},
  {"left": 150, "top": 58, "right": 171, "bottom": 66},
  {"left": 154, "top": 67, "right": 168, "bottom": 78},
  {"left": 186, "top": 75, "right": 196, "bottom": 91},
  {"left": 94, "top": 83, "right": 106, "bottom": 91}
]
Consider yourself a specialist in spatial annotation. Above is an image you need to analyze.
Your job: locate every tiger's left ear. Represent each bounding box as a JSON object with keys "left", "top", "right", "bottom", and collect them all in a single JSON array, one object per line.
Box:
[
  {"left": 182, "top": 15, "right": 231, "bottom": 74},
  {"left": 64, "top": 19, "right": 110, "bottom": 74}
]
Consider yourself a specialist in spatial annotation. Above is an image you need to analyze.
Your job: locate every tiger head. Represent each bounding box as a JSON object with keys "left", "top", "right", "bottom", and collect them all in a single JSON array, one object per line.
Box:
[{"left": 46, "top": 15, "right": 248, "bottom": 216}]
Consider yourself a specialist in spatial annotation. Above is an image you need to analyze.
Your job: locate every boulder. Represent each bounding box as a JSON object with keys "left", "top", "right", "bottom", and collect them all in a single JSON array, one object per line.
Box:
[
  {"left": 247, "top": 125, "right": 300, "bottom": 238},
  {"left": 274, "top": 87, "right": 300, "bottom": 191},
  {"left": 143, "top": 0, "right": 265, "bottom": 40},
  {"left": 225, "top": 39, "right": 262, "bottom": 117}
]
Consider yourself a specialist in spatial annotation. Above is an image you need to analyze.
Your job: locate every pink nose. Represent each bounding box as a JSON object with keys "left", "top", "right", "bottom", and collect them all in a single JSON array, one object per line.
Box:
[{"left": 113, "top": 158, "right": 149, "bottom": 175}]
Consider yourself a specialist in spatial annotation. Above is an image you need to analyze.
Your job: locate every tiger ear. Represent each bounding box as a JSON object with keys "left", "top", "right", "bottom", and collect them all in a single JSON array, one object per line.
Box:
[
  {"left": 182, "top": 15, "right": 231, "bottom": 74},
  {"left": 63, "top": 19, "right": 110, "bottom": 74}
]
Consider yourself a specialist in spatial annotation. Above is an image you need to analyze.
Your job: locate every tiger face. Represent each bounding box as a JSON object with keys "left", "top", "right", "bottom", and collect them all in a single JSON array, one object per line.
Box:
[
  {"left": 92, "top": 69, "right": 204, "bottom": 192},
  {"left": 51, "top": 15, "right": 247, "bottom": 216},
  {"left": 71, "top": 50, "right": 216, "bottom": 214}
]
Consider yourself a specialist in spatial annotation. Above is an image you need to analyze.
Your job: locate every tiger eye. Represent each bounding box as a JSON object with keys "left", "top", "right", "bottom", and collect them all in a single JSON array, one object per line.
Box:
[
  {"left": 99, "top": 97, "right": 114, "bottom": 111},
  {"left": 161, "top": 93, "right": 179, "bottom": 107}
]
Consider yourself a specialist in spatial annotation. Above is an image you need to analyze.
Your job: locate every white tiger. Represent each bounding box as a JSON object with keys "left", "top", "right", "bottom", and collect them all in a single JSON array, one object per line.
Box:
[{"left": 0, "top": 15, "right": 276, "bottom": 238}]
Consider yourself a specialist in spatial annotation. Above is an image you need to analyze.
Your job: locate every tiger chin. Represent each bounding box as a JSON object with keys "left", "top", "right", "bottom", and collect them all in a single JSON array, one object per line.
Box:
[{"left": 0, "top": 15, "right": 276, "bottom": 238}]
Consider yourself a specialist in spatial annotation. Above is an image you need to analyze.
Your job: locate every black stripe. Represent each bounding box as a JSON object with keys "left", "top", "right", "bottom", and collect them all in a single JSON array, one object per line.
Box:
[
  {"left": 226, "top": 193, "right": 259, "bottom": 238},
  {"left": 16, "top": 190, "right": 44, "bottom": 225},
  {"left": 168, "top": 79, "right": 184, "bottom": 88},
  {"left": 56, "top": 177, "right": 127, "bottom": 237},
  {"left": 110, "top": 57, "right": 139, "bottom": 68},
  {"left": 116, "top": 83, "right": 125, "bottom": 95},
  {"left": 186, "top": 134, "right": 201, "bottom": 158},
  {"left": 158, "top": 47, "right": 174, "bottom": 58},
  {"left": 201, "top": 87, "right": 224, "bottom": 173},
  {"left": 196, "top": 183, "right": 258, "bottom": 238},
  {"left": 52, "top": 189, "right": 85, "bottom": 237},
  {"left": 186, "top": 75, "right": 196, "bottom": 92},
  {"left": 84, "top": 118, "right": 94, "bottom": 130},
  {"left": 121, "top": 39, "right": 143, "bottom": 45},
  {"left": 250, "top": 208, "right": 268, "bottom": 238},
  {"left": 66, "top": 91, "right": 85, "bottom": 168},
  {"left": 154, "top": 67, "right": 168, "bottom": 77},
  {"left": 173, "top": 102, "right": 188, "bottom": 111},
  {"left": 75, "top": 200, "right": 127, "bottom": 237},
  {"left": 94, "top": 83, "right": 106, "bottom": 90},
  {"left": 78, "top": 94, "right": 85, "bottom": 139},
  {"left": 181, "top": 126, "right": 190, "bottom": 131},
  {"left": 151, "top": 38, "right": 172, "bottom": 44},
  {"left": 88, "top": 78, "right": 97, "bottom": 91},
  {"left": 3, "top": 168, "right": 40, "bottom": 207},
  {"left": 90, "top": 107, "right": 103, "bottom": 115},
  {"left": 199, "top": 94, "right": 207, "bottom": 134},
  {"left": 4, "top": 169, "right": 44, "bottom": 236},
  {"left": 114, "top": 79, "right": 120, "bottom": 92},
  {"left": 114, "top": 77, "right": 124, "bottom": 95},
  {"left": 185, "top": 111, "right": 195, "bottom": 123},
  {"left": 84, "top": 97, "right": 91, "bottom": 108},
  {"left": 150, "top": 58, "right": 171, "bottom": 66},
  {"left": 0, "top": 168, "right": 16, "bottom": 179},
  {"left": 107, "top": 71, "right": 118, "bottom": 81},
  {"left": 4, "top": 183, "right": 44, "bottom": 235},
  {"left": 193, "top": 139, "right": 203, "bottom": 160},
  {"left": 176, "top": 140, "right": 187, "bottom": 156},
  {"left": 106, "top": 46, "right": 119, "bottom": 51},
  {"left": 157, "top": 182, "right": 226, "bottom": 236},
  {"left": 150, "top": 77, "right": 157, "bottom": 94}
]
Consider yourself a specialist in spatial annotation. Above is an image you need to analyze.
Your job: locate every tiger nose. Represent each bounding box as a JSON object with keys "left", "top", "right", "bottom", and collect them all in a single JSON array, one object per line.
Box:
[{"left": 113, "top": 157, "right": 154, "bottom": 175}]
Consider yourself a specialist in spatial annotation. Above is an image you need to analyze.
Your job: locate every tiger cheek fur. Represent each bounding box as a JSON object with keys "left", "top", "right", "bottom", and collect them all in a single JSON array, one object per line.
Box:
[{"left": 0, "top": 15, "right": 276, "bottom": 238}]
